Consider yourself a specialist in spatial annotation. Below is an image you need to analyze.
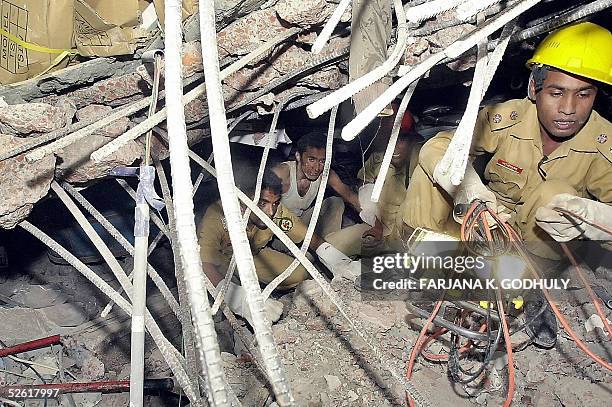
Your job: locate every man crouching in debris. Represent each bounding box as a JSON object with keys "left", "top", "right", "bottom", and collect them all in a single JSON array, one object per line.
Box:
[
  {"left": 326, "top": 111, "right": 424, "bottom": 257},
  {"left": 401, "top": 22, "right": 612, "bottom": 348},
  {"left": 197, "top": 166, "right": 359, "bottom": 326},
  {"left": 271, "top": 132, "right": 361, "bottom": 239}
]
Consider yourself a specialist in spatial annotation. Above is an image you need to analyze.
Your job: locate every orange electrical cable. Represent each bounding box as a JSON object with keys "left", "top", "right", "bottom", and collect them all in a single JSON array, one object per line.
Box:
[
  {"left": 554, "top": 207, "right": 612, "bottom": 237},
  {"left": 560, "top": 243, "right": 612, "bottom": 340},
  {"left": 406, "top": 300, "right": 444, "bottom": 407},
  {"left": 498, "top": 216, "right": 612, "bottom": 371},
  {"left": 496, "top": 291, "right": 516, "bottom": 407}
]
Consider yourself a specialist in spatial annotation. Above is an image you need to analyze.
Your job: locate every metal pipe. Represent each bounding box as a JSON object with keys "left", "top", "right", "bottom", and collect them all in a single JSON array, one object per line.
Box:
[
  {"left": 0, "top": 335, "right": 60, "bottom": 358},
  {"left": 130, "top": 48, "right": 162, "bottom": 407},
  {"left": 0, "top": 379, "right": 174, "bottom": 396},
  {"left": 129, "top": 187, "right": 150, "bottom": 407},
  {"left": 165, "top": 1, "right": 235, "bottom": 405}
]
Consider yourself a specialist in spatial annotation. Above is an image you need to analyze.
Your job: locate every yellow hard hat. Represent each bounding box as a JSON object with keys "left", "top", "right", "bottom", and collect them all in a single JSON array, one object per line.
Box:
[{"left": 526, "top": 21, "right": 612, "bottom": 86}]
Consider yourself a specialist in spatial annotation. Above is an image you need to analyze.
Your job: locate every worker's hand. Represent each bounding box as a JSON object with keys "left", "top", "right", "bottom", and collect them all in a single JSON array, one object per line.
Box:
[
  {"left": 223, "top": 281, "right": 284, "bottom": 325},
  {"left": 316, "top": 242, "right": 361, "bottom": 280},
  {"left": 536, "top": 194, "right": 612, "bottom": 242},
  {"left": 358, "top": 183, "right": 380, "bottom": 227},
  {"left": 434, "top": 162, "right": 498, "bottom": 223},
  {"left": 362, "top": 222, "right": 383, "bottom": 247}
]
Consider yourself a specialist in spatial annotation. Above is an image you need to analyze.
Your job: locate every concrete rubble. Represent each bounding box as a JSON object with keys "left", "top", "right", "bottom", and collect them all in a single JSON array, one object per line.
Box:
[
  {"left": 0, "top": 1, "right": 610, "bottom": 407},
  {"left": 0, "top": 0, "right": 485, "bottom": 229}
]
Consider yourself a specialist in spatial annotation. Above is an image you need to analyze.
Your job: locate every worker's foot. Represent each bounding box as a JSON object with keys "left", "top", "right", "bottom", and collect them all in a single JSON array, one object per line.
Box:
[
  {"left": 223, "top": 280, "right": 284, "bottom": 326},
  {"left": 524, "top": 293, "right": 557, "bottom": 349}
]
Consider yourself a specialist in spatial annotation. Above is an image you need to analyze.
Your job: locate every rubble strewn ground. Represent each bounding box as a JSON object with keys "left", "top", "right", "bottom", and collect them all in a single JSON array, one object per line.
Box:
[{"left": 0, "top": 233, "right": 609, "bottom": 406}]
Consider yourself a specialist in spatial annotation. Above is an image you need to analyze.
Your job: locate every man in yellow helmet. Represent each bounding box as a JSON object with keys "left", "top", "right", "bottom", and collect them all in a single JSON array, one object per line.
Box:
[{"left": 401, "top": 22, "right": 612, "bottom": 347}]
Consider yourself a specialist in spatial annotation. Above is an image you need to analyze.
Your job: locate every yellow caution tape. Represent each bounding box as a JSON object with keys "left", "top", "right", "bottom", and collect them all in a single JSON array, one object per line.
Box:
[{"left": 0, "top": 27, "right": 76, "bottom": 55}]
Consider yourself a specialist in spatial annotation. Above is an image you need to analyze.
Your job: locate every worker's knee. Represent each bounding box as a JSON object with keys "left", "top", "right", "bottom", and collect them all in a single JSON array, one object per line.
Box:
[
  {"left": 276, "top": 265, "right": 308, "bottom": 289},
  {"left": 402, "top": 166, "right": 453, "bottom": 232},
  {"left": 322, "top": 196, "right": 345, "bottom": 213}
]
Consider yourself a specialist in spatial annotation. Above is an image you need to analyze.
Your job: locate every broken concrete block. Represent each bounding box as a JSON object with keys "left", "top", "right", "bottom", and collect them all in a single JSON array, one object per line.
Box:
[
  {"left": 0, "top": 308, "right": 56, "bottom": 345},
  {"left": 324, "top": 374, "right": 341, "bottom": 391},
  {"left": 80, "top": 354, "right": 105, "bottom": 381},
  {"left": 584, "top": 314, "right": 606, "bottom": 333},
  {"left": 55, "top": 133, "right": 141, "bottom": 184},
  {"left": 60, "top": 393, "right": 101, "bottom": 407},
  {"left": 9, "top": 284, "right": 66, "bottom": 309},
  {"left": 75, "top": 105, "right": 130, "bottom": 138},
  {"left": 217, "top": 8, "right": 288, "bottom": 58},
  {"left": 0, "top": 101, "right": 75, "bottom": 136},
  {"left": 275, "top": 0, "right": 334, "bottom": 26},
  {"left": 0, "top": 134, "right": 55, "bottom": 228}
]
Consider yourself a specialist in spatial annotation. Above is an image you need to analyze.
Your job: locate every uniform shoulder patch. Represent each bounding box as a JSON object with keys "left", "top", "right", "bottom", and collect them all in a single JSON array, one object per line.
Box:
[
  {"left": 486, "top": 99, "right": 528, "bottom": 131},
  {"left": 276, "top": 217, "right": 294, "bottom": 232},
  {"left": 596, "top": 132, "right": 612, "bottom": 164}
]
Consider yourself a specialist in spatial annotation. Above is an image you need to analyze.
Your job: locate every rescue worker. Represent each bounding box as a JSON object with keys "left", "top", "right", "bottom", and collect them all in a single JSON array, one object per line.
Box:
[
  {"left": 401, "top": 22, "right": 612, "bottom": 347},
  {"left": 272, "top": 132, "right": 361, "bottom": 239},
  {"left": 326, "top": 111, "right": 424, "bottom": 256},
  {"left": 198, "top": 166, "right": 359, "bottom": 326}
]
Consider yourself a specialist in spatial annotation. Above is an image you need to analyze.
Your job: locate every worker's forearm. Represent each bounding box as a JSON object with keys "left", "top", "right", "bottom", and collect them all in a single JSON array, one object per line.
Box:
[
  {"left": 348, "top": 192, "right": 362, "bottom": 213},
  {"left": 202, "top": 262, "right": 223, "bottom": 286},
  {"left": 309, "top": 234, "right": 325, "bottom": 251}
]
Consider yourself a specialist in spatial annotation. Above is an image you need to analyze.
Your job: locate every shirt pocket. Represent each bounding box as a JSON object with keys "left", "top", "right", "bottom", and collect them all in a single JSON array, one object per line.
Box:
[{"left": 486, "top": 155, "right": 528, "bottom": 202}]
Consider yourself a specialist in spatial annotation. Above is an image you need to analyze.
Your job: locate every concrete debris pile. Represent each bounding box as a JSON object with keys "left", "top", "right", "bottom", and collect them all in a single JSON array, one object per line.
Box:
[{"left": 0, "top": 0, "right": 490, "bottom": 231}]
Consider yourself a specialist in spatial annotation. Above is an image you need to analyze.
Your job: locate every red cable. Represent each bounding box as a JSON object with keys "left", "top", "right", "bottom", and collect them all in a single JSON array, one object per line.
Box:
[
  {"left": 496, "top": 292, "right": 516, "bottom": 407},
  {"left": 560, "top": 243, "right": 612, "bottom": 340},
  {"left": 405, "top": 300, "right": 443, "bottom": 407}
]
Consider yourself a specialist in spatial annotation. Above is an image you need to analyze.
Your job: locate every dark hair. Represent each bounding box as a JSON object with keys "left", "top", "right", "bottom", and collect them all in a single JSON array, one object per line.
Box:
[
  {"left": 531, "top": 65, "right": 549, "bottom": 92},
  {"left": 262, "top": 170, "right": 282, "bottom": 196},
  {"left": 296, "top": 131, "right": 327, "bottom": 154},
  {"left": 234, "top": 165, "right": 282, "bottom": 197}
]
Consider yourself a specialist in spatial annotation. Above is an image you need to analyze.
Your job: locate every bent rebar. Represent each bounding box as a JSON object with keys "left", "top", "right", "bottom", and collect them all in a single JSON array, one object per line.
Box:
[
  {"left": 166, "top": 1, "right": 235, "bottom": 405},
  {"left": 198, "top": 0, "right": 294, "bottom": 405},
  {"left": 18, "top": 220, "right": 203, "bottom": 406},
  {"left": 187, "top": 152, "right": 431, "bottom": 407},
  {"left": 340, "top": 0, "right": 542, "bottom": 142},
  {"left": 90, "top": 27, "right": 302, "bottom": 163},
  {"left": 307, "top": 0, "right": 409, "bottom": 119}
]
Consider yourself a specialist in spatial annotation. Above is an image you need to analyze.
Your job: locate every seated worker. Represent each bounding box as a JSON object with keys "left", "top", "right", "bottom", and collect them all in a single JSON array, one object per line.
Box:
[
  {"left": 197, "top": 166, "right": 359, "bottom": 326},
  {"left": 272, "top": 132, "right": 361, "bottom": 239},
  {"left": 326, "top": 111, "right": 424, "bottom": 256},
  {"left": 401, "top": 22, "right": 612, "bottom": 347}
]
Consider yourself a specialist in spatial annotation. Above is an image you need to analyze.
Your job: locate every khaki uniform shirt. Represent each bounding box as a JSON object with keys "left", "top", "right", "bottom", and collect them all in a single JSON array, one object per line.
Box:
[
  {"left": 197, "top": 201, "right": 307, "bottom": 266},
  {"left": 419, "top": 98, "right": 612, "bottom": 211},
  {"left": 359, "top": 144, "right": 422, "bottom": 234}
]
